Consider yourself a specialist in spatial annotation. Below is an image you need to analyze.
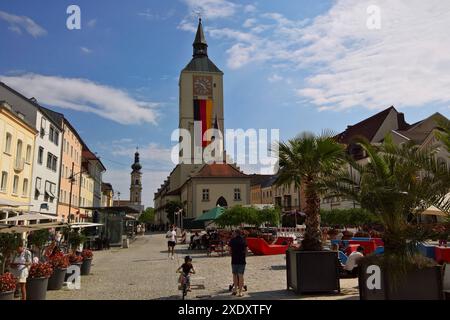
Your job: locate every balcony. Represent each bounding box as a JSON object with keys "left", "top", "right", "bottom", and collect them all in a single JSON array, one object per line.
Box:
[{"left": 14, "top": 158, "right": 25, "bottom": 172}]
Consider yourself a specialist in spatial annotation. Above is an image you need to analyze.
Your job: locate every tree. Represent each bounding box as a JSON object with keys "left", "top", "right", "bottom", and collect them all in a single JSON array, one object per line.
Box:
[
  {"left": 0, "top": 233, "right": 21, "bottom": 274},
  {"left": 165, "top": 200, "right": 183, "bottom": 225},
  {"left": 327, "top": 135, "right": 450, "bottom": 261},
  {"left": 276, "top": 132, "right": 346, "bottom": 251},
  {"left": 28, "top": 229, "right": 50, "bottom": 260},
  {"left": 215, "top": 206, "right": 280, "bottom": 228},
  {"left": 139, "top": 207, "right": 155, "bottom": 224},
  {"left": 436, "top": 118, "right": 450, "bottom": 153}
]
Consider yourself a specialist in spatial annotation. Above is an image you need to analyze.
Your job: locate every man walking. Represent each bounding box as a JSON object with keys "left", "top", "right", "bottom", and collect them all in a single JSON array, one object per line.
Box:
[{"left": 228, "top": 229, "right": 247, "bottom": 297}]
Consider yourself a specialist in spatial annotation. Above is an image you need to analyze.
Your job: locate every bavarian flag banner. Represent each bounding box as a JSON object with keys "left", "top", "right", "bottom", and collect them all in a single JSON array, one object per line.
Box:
[{"left": 193, "top": 99, "right": 213, "bottom": 147}]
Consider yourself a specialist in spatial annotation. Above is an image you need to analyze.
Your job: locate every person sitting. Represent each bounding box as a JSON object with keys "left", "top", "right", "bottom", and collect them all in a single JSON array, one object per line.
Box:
[
  {"left": 190, "top": 232, "right": 201, "bottom": 250},
  {"left": 344, "top": 246, "right": 364, "bottom": 276}
]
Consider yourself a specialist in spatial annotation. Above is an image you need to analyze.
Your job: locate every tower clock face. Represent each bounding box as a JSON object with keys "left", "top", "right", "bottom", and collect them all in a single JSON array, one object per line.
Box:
[{"left": 193, "top": 76, "right": 213, "bottom": 96}]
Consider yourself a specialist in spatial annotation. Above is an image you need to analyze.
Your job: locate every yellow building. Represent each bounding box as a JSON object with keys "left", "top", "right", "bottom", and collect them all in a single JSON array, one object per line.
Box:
[
  {"left": 79, "top": 171, "right": 94, "bottom": 221},
  {"left": 0, "top": 101, "right": 37, "bottom": 219}
]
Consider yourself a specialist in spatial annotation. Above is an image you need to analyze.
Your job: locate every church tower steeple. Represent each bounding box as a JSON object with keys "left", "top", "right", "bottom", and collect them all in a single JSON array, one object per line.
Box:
[
  {"left": 193, "top": 18, "right": 208, "bottom": 57},
  {"left": 130, "top": 148, "right": 142, "bottom": 205}
]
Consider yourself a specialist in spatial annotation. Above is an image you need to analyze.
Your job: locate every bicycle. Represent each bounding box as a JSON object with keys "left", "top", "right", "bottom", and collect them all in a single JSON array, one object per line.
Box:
[{"left": 178, "top": 272, "right": 190, "bottom": 300}]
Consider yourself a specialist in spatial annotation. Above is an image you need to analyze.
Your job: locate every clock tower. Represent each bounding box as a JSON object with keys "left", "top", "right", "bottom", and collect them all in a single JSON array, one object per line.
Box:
[{"left": 179, "top": 19, "right": 224, "bottom": 164}]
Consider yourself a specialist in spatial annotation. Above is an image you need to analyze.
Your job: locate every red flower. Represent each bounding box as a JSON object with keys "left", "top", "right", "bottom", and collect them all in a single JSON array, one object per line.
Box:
[
  {"left": 29, "top": 262, "right": 53, "bottom": 279},
  {"left": 68, "top": 254, "right": 83, "bottom": 264},
  {"left": 0, "top": 272, "right": 17, "bottom": 293},
  {"left": 48, "top": 252, "right": 70, "bottom": 269},
  {"left": 81, "top": 249, "right": 93, "bottom": 259}
]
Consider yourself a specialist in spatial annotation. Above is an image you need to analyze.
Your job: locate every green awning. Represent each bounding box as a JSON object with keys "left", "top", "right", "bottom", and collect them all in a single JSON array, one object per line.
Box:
[{"left": 195, "top": 206, "right": 225, "bottom": 221}]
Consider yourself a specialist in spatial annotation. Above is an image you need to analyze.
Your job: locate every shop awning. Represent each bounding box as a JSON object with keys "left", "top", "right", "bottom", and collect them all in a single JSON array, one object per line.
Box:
[
  {"left": 68, "top": 222, "right": 104, "bottom": 229},
  {"left": 0, "top": 212, "right": 60, "bottom": 222},
  {"left": 195, "top": 206, "right": 225, "bottom": 221}
]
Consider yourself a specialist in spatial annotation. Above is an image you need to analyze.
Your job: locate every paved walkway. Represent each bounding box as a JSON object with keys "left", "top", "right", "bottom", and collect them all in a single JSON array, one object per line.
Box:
[{"left": 47, "top": 233, "right": 359, "bottom": 300}]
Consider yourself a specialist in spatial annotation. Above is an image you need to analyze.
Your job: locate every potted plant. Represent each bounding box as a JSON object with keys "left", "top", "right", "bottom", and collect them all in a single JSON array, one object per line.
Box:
[
  {"left": 26, "top": 262, "right": 53, "bottom": 300},
  {"left": 28, "top": 229, "right": 50, "bottom": 260},
  {"left": 0, "top": 233, "right": 20, "bottom": 274},
  {"left": 0, "top": 272, "right": 16, "bottom": 300},
  {"left": 47, "top": 252, "right": 69, "bottom": 290},
  {"left": 277, "top": 132, "right": 346, "bottom": 294},
  {"left": 80, "top": 249, "right": 93, "bottom": 275},
  {"left": 328, "top": 135, "right": 450, "bottom": 300}
]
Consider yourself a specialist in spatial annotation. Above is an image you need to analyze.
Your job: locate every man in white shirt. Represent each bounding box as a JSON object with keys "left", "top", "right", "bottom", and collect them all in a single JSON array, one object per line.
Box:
[
  {"left": 344, "top": 246, "right": 365, "bottom": 276},
  {"left": 166, "top": 226, "right": 177, "bottom": 259}
]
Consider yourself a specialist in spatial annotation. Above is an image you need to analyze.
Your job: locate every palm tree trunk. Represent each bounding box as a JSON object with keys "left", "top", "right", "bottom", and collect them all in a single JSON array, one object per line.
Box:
[{"left": 302, "top": 178, "right": 322, "bottom": 251}]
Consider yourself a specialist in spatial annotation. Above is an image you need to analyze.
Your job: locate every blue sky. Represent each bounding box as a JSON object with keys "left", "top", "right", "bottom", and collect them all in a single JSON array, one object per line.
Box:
[{"left": 1, "top": 0, "right": 449, "bottom": 207}]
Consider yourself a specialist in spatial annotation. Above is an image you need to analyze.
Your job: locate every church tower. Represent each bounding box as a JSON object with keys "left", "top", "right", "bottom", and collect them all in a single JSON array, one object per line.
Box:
[
  {"left": 130, "top": 149, "right": 142, "bottom": 205},
  {"left": 178, "top": 19, "right": 224, "bottom": 164}
]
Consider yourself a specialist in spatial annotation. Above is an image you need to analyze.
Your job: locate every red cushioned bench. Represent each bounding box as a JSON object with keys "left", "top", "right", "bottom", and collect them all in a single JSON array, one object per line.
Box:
[{"left": 246, "top": 237, "right": 289, "bottom": 256}]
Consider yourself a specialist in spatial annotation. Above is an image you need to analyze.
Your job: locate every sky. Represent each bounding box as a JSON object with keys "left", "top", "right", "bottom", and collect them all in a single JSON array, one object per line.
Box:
[{"left": 0, "top": 0, "right": 449, "bottom": 208}]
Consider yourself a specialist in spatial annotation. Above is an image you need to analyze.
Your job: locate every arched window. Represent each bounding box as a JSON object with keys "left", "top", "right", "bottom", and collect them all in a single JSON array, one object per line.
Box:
[{"left": 216, "top": 197, "right": 228, "bottom": 208}]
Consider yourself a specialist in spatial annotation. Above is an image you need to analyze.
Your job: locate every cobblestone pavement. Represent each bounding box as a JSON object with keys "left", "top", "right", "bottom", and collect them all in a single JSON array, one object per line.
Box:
[{"left": 46, "top": 233, "right": 359, "bottom": 300}]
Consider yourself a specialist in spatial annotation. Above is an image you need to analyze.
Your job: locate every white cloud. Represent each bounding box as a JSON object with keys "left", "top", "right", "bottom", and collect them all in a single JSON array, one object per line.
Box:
[
  {"left": 0, "top": 10, "right": 47, "bottom": 37},
  {"left": 268, "top": 74, "right": 283, "bottom": 83},
  {"left": 80, "top": 47, "right": 92, "bottom": 54},
  {"left": 111, "top": 142, "right": 173, "bottom": 165},
  {"left": 181, "top": 0, "right": 238, "bottom": 19},
  {"left": 184, "top": 0, "right": 450, "bottom": 112},
  {"left": 244, "top": 4, "right": 257, "bottom": 13},
  {"left": 0, "top": 74, "right": 159, "bottom": 125}
]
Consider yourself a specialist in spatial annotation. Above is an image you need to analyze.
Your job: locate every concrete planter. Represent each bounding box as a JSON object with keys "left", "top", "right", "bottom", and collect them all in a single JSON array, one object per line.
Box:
[
  {"left": 47, "top": 268, "right": 67, "bottom": 291},
  {"left": 359, "top": 264, "right": 443, "bottom": 300},
  {"left": 286, "top": 249, "right": 340, "bottom": 294},
  {"left": 80, "top": 258, "right": 92, "bottom": 276},
  {"left": 26, "top": 277, "right": 49, "bottom": 300},
  {"left": 0, "top": 291, "right": 14, "bottom": 300}
]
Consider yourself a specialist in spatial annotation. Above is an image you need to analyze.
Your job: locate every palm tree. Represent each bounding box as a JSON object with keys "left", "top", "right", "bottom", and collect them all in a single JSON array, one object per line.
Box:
[
  {"left": 327, "top": 135, "right": 450, "bottom": 259},
  {"left": 275, "top": 132, "right": 346, "bottom": 251},
  {"left": 436, "top": 118, "right": 450, "bottom": 153}
]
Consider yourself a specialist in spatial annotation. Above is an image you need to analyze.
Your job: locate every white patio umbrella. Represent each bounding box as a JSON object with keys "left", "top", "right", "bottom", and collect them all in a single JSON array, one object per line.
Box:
[
  {"left": 0, "top": 212, "right": 60, "bottom": 222},
  {"left": 0, "top": 225, "right": 35, "bottom": 233},
  {"left": 421, "top": 206, "right": 449, "bottom": 217},
  {"left": 68, "top": 222, "right": 103, "bottom": 229}
]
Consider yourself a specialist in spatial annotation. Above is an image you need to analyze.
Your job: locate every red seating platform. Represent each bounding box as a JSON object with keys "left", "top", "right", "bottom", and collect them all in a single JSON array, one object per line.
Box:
[{"left": 246, "top": 237, "right": 289, "bottom": 256}]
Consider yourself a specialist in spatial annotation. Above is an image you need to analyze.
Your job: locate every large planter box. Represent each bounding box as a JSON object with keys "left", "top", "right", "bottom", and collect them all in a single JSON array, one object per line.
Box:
[
  {"left": 359, "top": 263, "right": 443, "bottom": 300},
  {"left": 48, "top": 268, "right": 67, "bottom": 291},
  {"left": 80, "top": 258, "right": 92, "bottom": 276},
  {"left": 286, "top": 250, "right": 340, "bottom": 294},
  {"left": 26, "top": 277, "right": 49, "bottom": 300}
]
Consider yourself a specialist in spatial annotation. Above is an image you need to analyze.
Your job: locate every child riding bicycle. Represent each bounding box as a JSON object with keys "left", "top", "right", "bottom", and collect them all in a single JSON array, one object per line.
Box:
[{"left": 176, "top": 256, "right": 196, "bottom": 292}]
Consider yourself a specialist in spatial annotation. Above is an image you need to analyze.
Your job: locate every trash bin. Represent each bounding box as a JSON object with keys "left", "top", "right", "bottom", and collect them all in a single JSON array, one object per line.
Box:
[{"left": 123, "top": 238, "right": 130, "bottom": 248}]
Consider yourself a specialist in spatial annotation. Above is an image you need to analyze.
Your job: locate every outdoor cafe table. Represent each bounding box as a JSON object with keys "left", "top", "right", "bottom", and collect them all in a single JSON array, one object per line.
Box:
[{"left": 435, "top": 246, "right": 450, "bottom": 264}]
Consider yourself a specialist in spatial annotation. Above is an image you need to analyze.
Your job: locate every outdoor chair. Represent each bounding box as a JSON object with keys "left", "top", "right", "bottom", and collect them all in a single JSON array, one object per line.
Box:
[{"left": 338, "top": 251, "right": 348, "bottom": 264}]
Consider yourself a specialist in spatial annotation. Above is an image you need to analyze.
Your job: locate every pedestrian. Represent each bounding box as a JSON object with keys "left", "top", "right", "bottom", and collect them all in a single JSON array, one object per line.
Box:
[
  {"left": 166, "top": 226, "right": 177, "bottom": 259},
  {"left": 228, "top": 229, "right": 247, "bottom": 297},
  {"left": 9, "top": 240, "right": 32, "bottom": 300}
]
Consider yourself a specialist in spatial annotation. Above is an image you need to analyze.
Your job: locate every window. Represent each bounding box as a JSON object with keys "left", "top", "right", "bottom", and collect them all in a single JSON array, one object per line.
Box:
[
  {"left": 234, "top": 188, "right": 241, "bottom": 201},
  {"left": 202, "top": 189, "right": 209, "bottom": 201},
  {"left": 0, "top": 172, "right": 7, "bottom": 192},
  {"left": 49, "top": 126, "right": 54, "bottom": 143},
  {"left": 70, "top": 146, "right": 73, "bottom": 158},
  {"left": 40, "top": 118, "right": 47, "bottom": 137},
  {"left": 12, "top": 175, "right": 19, "bottom": 195},
  {"left": 37, "top": 147, "right": 44, "bottom": 164},
  {"left": 22, "top": 179, "right": 28, "bottom": 196},
  {"left": 46, "top": 153, "right": 58, "bottom": 171},
  {"left": 25, "top": 145, "right": 32, "bottom": 163},
  {"left": 47, "top": 153, "right": 52, "bottom": 169},
  {"left": 15, "top": 139, "right": 23, "bottom": 161},
  {"left": 54, "top": 129, "right": 59, "bottom": 146},
  {"left": 4, "top": 133, "right": 12, "bottom": 154}
]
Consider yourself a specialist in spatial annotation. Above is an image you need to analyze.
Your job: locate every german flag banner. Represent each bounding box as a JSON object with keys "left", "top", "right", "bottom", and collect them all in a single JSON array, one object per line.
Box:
[{"left": 193, "top": 99, "right": 213, "bottom": 147}]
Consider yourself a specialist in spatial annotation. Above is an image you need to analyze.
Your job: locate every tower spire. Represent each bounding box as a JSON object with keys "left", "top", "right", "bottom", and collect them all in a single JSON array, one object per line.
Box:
[{"left": 193, "top": 18, "right": 208, "bottom": 57}]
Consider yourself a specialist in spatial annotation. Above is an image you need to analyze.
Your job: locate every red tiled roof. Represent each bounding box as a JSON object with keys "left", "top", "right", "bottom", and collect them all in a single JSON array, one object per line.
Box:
[
  {"left": 193, "top": 163, "right": 248, "bottom": 178},
  {"left": 336, "top": 106, "right": 410, "bottom": 144}
]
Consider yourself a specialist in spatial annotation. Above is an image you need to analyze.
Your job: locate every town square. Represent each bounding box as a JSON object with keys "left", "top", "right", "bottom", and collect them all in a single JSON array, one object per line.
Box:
[{"left": 0, "top": 0, "right": 450, "bottom": 307}]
